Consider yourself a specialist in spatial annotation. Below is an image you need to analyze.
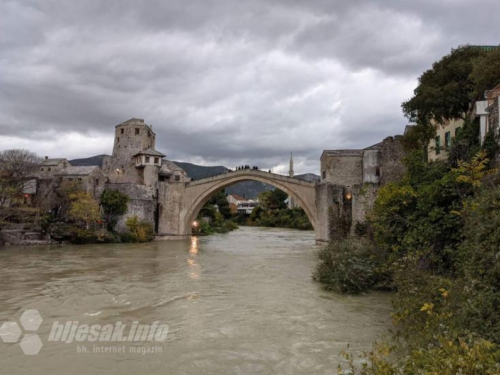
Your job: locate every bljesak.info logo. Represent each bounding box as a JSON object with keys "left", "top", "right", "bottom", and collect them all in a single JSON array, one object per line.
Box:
[{"left": 0, "top": 309, "right": 169, "bottom": 355}]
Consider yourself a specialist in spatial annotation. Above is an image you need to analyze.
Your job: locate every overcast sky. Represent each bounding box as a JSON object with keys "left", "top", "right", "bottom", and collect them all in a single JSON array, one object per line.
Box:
[{"left": 1, "top": 1, "right": 499, "bottom": 174}]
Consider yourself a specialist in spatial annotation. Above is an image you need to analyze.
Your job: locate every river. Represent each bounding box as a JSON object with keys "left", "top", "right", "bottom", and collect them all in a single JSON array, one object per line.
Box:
[{"left": 0, "top": 227, "right": 392, "bottom": 374}]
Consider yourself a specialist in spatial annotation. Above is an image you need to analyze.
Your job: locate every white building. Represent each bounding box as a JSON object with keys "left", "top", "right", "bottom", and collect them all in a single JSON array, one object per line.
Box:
[{"left": 476, "top": 83, "right": 500, "bottom": 145}]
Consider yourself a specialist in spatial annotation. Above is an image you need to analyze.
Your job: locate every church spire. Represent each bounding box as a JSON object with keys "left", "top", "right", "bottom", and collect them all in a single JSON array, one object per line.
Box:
[{"left": 289, "top": 152, "right": 294, "bottom": 177}]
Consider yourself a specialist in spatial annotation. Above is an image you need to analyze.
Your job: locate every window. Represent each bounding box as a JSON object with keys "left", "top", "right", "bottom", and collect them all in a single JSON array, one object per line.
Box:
[
  {"left": 48, "top": 167, "right": 51, "bottom": 171},
  {"left": 95, "top": 179, "right": 99, "bottom": 185},
  {"left": 435, "top": 136, "right": 441, "bottom": 155},
  {"left": 445, "top": 131, "right": 451, "bottom": 148},
  {"left": 375, "top": 166, "right": 381, "bottom": 177},
  {"left": 78, "top": 178, "right": 82, "bottom": 181},
  {"left": 146, "top": 156, "right": 150, "bottom": 163},
  {"left": 175, "top": 175, "right": 180, "bottom": 182},
  {"left": 154, "top": 157, "right": 159, "bottom": 164},
  {"left": 135, "top": 128, "right": 140, "bottom": 135},
  {"left": 148, "top": 131, "right": 151, "bottom": 138},
  {"left": 322, "top": 171, "right": 326, "bottom": 179},
  {"left": 117, "top": 137, "right": 120, "bottom": 143},
  {"left": 121, "top": 128, "right": 124, "bottom": 134},
  {"left": 455, "top": 127, "right": 462, "bottom": 137},
  {"left": 41, "top": 168, "right": 44, "bottom": 172}
]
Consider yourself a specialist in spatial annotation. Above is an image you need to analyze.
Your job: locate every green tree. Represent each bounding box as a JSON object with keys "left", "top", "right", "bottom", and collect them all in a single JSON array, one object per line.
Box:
[
  {"left": 69, "top": 192, "right": 101, "bottom": 229},
  {"left": 258, "top": 188, "right": 287, "bottom": 210},
  {"left": 100, "top": 189, "right": 129, "bottom": 230},
  {"left": 125, "top": 216, "right": 154, "bottom": 242},
  {"left": 470, "top": 47, "right": 500, "bottom": 98},
  {"left": 402, "top": 46, "right": 485, "bottom": 124}
]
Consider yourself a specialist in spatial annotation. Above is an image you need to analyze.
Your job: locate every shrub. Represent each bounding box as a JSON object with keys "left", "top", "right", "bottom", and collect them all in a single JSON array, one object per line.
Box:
[
  {"left": 125, "top": 216, "right": 154, "bottom": 243},
  {"left": 100, "top": 189, "right": 129, "bottom": 231},
  {"left": 312, "top": 239, "right": 381, "bottom": 294}
]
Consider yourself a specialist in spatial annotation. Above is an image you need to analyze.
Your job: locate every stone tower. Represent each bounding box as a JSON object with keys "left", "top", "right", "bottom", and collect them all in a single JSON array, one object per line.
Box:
[
  {"left": 288, "top": 152, "right": 294, "bottom": 177},
  {"left": 103, "top": 118, "right": 163, "bottom": 187}
]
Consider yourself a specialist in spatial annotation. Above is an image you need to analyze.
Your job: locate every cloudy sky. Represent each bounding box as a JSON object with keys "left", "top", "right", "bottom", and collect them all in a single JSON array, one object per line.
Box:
[{"left": 1, "top": 1, "right": 499, "bottom": 174}]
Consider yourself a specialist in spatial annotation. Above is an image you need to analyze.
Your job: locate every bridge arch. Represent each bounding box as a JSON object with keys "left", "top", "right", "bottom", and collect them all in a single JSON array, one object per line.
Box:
[{"left": 182, "top": 170, "right": 317, "bottom": 235}]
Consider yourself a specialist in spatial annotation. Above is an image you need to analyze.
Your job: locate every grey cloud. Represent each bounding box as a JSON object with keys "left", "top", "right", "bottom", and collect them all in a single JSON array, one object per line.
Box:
[{"left": 1, "top": 0, "right": 499, "bottom": 174}]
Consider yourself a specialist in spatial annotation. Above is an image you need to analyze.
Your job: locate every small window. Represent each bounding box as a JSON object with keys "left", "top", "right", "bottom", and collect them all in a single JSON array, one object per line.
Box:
[
  {"left": 121, "top": 128, "right": 124, "bottom": 134},
  {"left": 135, "top": 128, "right": 140, "bottom": 135},
  {"left": 154, "top": 157, "right": 159, "bottom": 164},
  {"left": 48, "top": 167, "right": 51, "bottom": 171},
  {"left": 375, "top": 166, "right": 381, "bottom": 177},
  {"left": 435, "top": 136, "right": 441, "bottom": 155},
  {"left": 78, "top": 178, "right": 82, "bottom": 181},
  {"left": 146, "top": 156, "right": 150, "bottom": 163},
  {"left": 445, "top": 131, "right": 451, "bottom": 147},
  {"left": 322, "top": 171, "right": 326, "bottom": 179},
  {"left": 117, "top": 137, "right": 120, "bottom": 143},
  {"left": 41, "top": 168, "right": 44, "bottom": 172},
  {"left": 148, "top": 131, "right": 151, "bottom": 138},
  {"left": 175, "top": 175, "right": 180, "bottom": 182}
]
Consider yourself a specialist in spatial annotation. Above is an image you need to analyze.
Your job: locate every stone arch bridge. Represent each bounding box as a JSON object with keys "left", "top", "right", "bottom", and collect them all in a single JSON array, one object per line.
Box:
[{"left": 156, "top": 169, "right": 338, "bottom": 243}]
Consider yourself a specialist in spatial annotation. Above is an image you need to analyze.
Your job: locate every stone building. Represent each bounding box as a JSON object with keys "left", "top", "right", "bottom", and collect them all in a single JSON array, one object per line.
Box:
[
  {"left": 38, "top": 157, "right": 70, "bottom": 177},
  {"left": 317, "top": 136, "right": 405, "bottom": 239},
  {"left": 56, "top": 166, "right": 107, "bottom": 199}
]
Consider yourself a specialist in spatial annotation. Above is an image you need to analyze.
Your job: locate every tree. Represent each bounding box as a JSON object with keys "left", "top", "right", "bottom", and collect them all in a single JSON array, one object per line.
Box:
[
  {"left": 0, "top": 149, "right": 42, "bottom": 222},
  {"left": 402, "top": 46, "right": 486, "bottom": 125},
  {"left": 100, "top": 189, "right": 129, "bottom": 230},
  {"left": 470, "top": 47, "right": 500, "bottom": 99},
  {"left": 69, "top": 192, "right": 101, "bottom": 229},
  {"left": 258, "top": 189, "right": 288, "bottom": 210}
]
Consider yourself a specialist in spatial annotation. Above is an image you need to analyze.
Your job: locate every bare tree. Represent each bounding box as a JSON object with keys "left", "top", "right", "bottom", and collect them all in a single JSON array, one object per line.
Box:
[{"left": 0, "top": 149, "right": 42, "bottom": 222}]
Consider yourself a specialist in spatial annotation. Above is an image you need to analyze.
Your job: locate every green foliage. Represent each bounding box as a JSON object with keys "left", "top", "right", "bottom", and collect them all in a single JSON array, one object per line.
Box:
[
  {"left": 312, "top": 239, "right": 387, "bottom": 294},
  {"left": 195, "top": 192, "right": 239, "bottom": 236},
  {"left": 100, "top": 189, "right": 129, "bottom": 230},
  {"left": 258, "top": 189, "right": 287, "bottom": 210},
  {"left": 68, "top": 192, "right": 101, "bottom": 230},
  {"left": 470, "top": 47, "right": 500, "bottom": 99},
  {"left": 340, "top": 338, "right": 500, "bottom": 374},
  {"left": 447, "top": 117, "right": 481, "bottom": 166},
  {"left": 247, "top": 206, "right": 313, "bottom": 230},
  {"left": 125, "top": 216, "right": 154, "bottom": 242},
  {"left": 402, "top": 46, "right": 485, "bottom": 124},
  {"left": 455, "top": 184, "right": 500, "bottom": 343}
]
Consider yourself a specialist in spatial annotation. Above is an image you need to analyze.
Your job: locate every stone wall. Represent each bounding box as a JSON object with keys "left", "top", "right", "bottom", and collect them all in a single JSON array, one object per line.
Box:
[
  {"left": 106, "top": 183, "right": 155, "bottom": 232},
  {"left": 379, "top": 136, "right": 405, "bottom": 185},
  {"left": 320, "top": 151, "right": 364, "bottom": 186},
  {"left": 157, "top": 181, "right": 187, "bottom": 238},
  {"left": 362, "top": 150, "right": 381, "bottom": 184},
  {"left": 351, "top": 183, "right": 378, "bottom": 234}
]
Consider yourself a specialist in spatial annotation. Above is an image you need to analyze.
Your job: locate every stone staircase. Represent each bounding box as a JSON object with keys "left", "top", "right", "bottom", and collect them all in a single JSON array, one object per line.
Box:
[{"left": 0, "top": 230, "right": 51, "bottom": 245}]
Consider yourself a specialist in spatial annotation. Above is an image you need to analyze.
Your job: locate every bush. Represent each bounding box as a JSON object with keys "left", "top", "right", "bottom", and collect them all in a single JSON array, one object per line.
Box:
[
  {"left": 125, "top": 216, "right": 155, "bottom": 242},
  {"left": 312, "top": 239, "right": 382, "bottom": 294}
]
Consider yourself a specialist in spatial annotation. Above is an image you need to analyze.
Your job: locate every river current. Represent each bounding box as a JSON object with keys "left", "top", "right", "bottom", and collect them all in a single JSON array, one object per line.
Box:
[{"left": 0, "top": 227, "right": 391, "bottom": 374}]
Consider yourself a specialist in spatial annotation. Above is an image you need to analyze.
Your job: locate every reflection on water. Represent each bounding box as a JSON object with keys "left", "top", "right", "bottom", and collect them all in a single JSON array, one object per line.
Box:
[
  {"left": 187, "top": 236, "right": 201, "bottom": 279},
  {"left": 0, "top": 227, "right": 392, "bottom": 375}
]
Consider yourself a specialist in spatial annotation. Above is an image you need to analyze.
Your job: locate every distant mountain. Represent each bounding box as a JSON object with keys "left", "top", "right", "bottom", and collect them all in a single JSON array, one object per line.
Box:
[
  {"left": 70, "top": 155, "right": 108, "bottom": 167},
  {"left": 69, "top": 155, "right": 319, "bottom": 199},
  {"left": 172, "top": 161, "right": 228, "bottom": 180},
  {"left": 295, "top": 173, "right": 321, "bottom": 183}
]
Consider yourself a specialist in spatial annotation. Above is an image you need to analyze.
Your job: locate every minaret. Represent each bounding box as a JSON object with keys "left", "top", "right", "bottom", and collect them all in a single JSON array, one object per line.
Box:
[{"left": 289, "top": 152, "right": 294, "bottom": 177}]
